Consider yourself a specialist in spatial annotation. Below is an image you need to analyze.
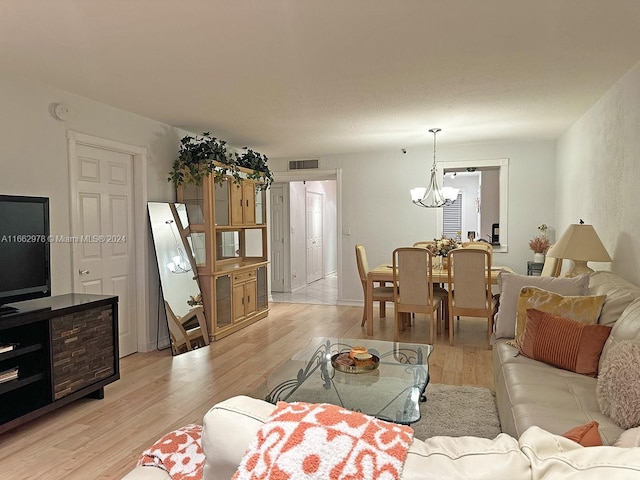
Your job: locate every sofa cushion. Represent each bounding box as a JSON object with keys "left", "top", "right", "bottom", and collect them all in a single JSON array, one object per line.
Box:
[
  {"left": 561, "top": 421, "right": 603, "bottom": 446},
  {"left": 403, "top": 433, "right": 531, "bottom": 480},
  {"left": 520, "top": 426, "right": 640, "bottom": 476},
  {"left": 519, "top": 309, "right": 612, "bottom": 377},
  {"left": 615, "top": 427, "right": 640, "bottom": 447},
  {"left": 492, "top": 272, "right": 589, "bottom": 342},
  {"left": 597, "top": 340, "right": 640, "bottom": 429},
  {"left": 510, "top": 287, "right": 605, "bottom": 348},
  {"left": 493, "top": 339, "right": 624, "bottom": 445},
  {"left": 588, "top": 271, "right": 640, "bottom": 326},
  {"left": 202, "top": 396, "right": 277, "bottom": 480}
]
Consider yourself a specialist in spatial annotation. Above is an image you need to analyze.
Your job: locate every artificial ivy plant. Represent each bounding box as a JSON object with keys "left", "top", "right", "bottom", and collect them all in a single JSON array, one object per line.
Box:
[{"left": 168, "top": 132, "right": 273, "bottom": 190}]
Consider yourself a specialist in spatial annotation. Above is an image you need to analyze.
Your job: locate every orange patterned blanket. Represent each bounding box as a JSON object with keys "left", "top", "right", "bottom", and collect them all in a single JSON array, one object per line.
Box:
[
  {"left": 138, "top": 424, "right": 204, "bottom": 480},
  {"left": 233, "top": 402, "right": 414, "bottom": 480}
]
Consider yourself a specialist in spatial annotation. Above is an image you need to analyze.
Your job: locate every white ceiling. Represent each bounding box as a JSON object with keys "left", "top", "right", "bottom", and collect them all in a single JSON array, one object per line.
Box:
[{"left": 2, "top": 0, "right": 639, "bottom": 158}]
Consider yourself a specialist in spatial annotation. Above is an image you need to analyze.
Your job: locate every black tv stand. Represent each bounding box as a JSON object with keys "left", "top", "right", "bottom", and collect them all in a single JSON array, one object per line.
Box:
[
  {"left": 0, "top": 305, "right": 18, "bottom": 315},
  {"left": 0, "top": 293, "right": 119, "bottom": 434}
]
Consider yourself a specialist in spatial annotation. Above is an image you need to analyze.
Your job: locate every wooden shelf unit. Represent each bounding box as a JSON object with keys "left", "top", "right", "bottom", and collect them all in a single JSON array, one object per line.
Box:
[
  {"left": 178, "top": 168, "right": 269, "bottom": 340},
  {"left": 0, "top": 294, "right": 119, "bottom": 433}
]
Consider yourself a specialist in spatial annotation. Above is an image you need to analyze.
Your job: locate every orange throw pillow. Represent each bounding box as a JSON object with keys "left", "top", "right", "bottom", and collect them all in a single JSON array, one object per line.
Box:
[
  {"left": 520, "top": 309, "right": 612, "bottom": 377},
  {"left": 562, "top": 421, "right": 603, "bottom": 446}
]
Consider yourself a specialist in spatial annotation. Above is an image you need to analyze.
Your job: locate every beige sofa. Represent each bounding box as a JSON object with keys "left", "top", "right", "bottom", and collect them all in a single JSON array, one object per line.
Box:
[
  {"left": 494, "top": 271, "right": 640, "bottom": 445},
  {"left": 123, "top": 395, "right": 640, "bottom": 479}
]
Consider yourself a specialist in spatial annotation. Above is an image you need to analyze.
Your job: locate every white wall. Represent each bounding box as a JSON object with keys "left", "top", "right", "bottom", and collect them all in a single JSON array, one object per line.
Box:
[
  {"left": 556, "top": 60, "right": 640, "bottom": 284},
  {"left": 0, "top": 70, "right": 179, "bottom": 351},
  {"left": 271, "top": 140, "right": 556, "bottom": 304}
]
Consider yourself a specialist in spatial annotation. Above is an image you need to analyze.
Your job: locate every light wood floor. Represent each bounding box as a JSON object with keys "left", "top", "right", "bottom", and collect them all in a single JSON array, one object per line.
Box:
[{"left": 0, "top": 303, "right": 494, "bottom": 479}]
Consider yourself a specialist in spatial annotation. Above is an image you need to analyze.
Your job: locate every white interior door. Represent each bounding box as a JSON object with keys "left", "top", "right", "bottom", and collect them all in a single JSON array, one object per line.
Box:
[
  {"left": 306, "top": 190, "right": 323, "bottom": 284},
  {"left": 270, "top": 184, "right": 286, "bottom": 292},
  {"left": 72, "top": 143, "right": 137, "bottom": 357}
]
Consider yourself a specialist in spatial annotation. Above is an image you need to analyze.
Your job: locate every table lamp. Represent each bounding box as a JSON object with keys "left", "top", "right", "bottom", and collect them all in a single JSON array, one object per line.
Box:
[{"left": 546, "top": 222, "right": 611, "bottom": 277}]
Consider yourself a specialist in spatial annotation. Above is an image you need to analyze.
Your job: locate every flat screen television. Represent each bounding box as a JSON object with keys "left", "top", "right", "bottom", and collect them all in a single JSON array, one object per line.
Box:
[{"left": 0, "top": 195, "right": 51, "bottom": 314}]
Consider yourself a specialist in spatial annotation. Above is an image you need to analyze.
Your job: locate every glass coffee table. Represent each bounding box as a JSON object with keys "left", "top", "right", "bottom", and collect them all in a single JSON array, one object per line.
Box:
[{"left": 260, "top": 337, "right": 433, "bottom": 425}]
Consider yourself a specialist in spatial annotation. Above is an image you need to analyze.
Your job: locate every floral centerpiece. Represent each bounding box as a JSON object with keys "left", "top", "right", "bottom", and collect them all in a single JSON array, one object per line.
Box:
[
  {"left": 426, "top": 236, "right": 461, "bottom": 268},
  {"left": 427, "top": 236, "right": 461, "bottom": 257}
]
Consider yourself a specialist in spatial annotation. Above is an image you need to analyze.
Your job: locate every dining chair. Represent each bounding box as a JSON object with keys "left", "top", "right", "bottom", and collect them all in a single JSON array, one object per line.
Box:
[
  {"left": 413, "top": 241, "right": 436, "bottom": 249},
  {"left": 446, "top": 248, "right": 494, "bottom": 346},
  {"left": 540, "top": 247, "right": 562, "bottom": 277},
  {"left": 414, "top": 241, "right": 451, "bottom": 327},
  {"left": 392, "top": 247, "right": 446, "bottom": 344},
  {"left": 355, "top": 243, "right": 394, "bottom": 327},
  {"left": 164, "top": 301, "right": 210, "bottom": 355},
  {"left": 461, "top": 241, "right": 493, "bottom": 266}
]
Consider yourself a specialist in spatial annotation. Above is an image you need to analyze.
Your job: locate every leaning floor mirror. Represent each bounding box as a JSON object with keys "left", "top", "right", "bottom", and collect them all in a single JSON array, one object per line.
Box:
[{"left": 148, "top": 202, "right": 209, "bottom": 355}]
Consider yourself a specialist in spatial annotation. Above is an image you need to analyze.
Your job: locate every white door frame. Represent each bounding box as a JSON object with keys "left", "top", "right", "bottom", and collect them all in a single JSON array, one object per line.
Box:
[
  {"left": 271, "top": 169, "right": 342, "bottom": 301},
  {"left": 67, "top": 131, "right": 150, "bottom": 353}
]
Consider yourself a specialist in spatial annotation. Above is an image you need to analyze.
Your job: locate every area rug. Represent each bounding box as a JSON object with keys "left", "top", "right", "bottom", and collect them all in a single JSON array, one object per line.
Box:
[{"left": 413, "top": 383, "right": 501, "bottom": 440}]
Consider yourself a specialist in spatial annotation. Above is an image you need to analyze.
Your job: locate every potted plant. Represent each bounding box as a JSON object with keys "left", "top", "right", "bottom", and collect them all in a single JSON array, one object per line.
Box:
[
  {"left": 529, "top": 235, "right": 550, "bottom": 263},
  {"left": 168, "top": 132, "right": 273, "bottom": 190},
  {"left": 235, "top": 148, "right": 274, "bottom": 191}
]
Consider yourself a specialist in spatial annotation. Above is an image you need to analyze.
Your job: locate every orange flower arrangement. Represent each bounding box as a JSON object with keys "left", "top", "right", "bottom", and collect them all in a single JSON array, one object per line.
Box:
[{"left": 529, "top": 236, "right": 550, "bottom": 254}]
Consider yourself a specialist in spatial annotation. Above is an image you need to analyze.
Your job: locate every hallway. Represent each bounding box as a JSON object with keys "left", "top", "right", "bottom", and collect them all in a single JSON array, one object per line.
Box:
[{"left": 270, "top": 274, "right": 337, "bottom": 305}]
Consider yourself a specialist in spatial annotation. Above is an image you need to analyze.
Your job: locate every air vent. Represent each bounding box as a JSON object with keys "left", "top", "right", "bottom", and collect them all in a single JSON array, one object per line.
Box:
[{"left": 288, "top": 159, "right": 319, "bottom": 170}]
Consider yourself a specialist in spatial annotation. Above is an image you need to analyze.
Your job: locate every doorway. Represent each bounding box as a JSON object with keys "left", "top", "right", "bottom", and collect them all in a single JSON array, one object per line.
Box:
[{"left": 269, "top": 176, "right": 338, "bottom": 305}]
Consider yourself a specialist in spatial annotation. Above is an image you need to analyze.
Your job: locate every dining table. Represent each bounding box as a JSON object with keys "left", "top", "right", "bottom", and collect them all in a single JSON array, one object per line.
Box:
[{"left": 364, "top": 263, "right": 512, "bottom": 336}]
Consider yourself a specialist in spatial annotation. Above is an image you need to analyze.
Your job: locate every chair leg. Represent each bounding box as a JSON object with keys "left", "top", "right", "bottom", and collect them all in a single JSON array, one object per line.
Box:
[
  {"left": 380, "top": 301, "right": 386, "bottom": 318},
  {"left": 394, "top": 310, "right": 400, "bottom": 342},
  {"left": 448, "top": 305, "right": 454, "bottom": 346},
  {"left": 429, "top": 311, "right": 435, "bottom": 345},
  {"left": 361, "top": 308, "right": 366, "bottom": 327}
]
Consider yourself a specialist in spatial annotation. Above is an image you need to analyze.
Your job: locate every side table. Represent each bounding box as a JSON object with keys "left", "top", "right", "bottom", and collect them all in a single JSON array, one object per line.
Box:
[{"left": 527, "top": 261, "right": 544, "bottom": 276}]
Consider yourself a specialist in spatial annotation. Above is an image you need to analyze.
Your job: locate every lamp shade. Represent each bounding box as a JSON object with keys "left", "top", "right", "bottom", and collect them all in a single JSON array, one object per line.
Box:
[
  {"left": 547, "top": 224, "right": 611, "bottom": 261},
  {"left": 546, "top": 224, "right": 611, "bottom": 276}
]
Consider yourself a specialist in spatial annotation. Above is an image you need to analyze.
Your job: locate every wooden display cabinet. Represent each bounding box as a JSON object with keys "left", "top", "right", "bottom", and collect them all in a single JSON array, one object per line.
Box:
[{"left": 177, "top": 166, "right": 269, "bottom": 340}]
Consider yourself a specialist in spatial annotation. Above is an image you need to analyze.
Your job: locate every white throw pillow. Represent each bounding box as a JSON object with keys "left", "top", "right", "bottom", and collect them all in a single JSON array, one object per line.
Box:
[
  {"left": 615, "top": 427, "right": 640, "bottom": 447},
  {"left": 492, "top": 272, "right": 590, "bottom": 342}
]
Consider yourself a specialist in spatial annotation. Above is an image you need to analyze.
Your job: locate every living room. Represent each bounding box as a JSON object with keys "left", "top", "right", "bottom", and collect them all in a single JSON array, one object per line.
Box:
[{"left": 1, "top": 1, "right": 640, "bottom": 478}]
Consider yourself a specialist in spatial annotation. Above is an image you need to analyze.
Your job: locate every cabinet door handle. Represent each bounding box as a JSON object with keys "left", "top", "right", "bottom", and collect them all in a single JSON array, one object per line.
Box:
[
  {"left": 247, "top": 295, "right": 251, "bottom": 303},
  {"left": 245, "top": 199, "right": 249, "bottom": 207},
  {"left": 79, "top": 269, "right": 90, "bottom": 275}
]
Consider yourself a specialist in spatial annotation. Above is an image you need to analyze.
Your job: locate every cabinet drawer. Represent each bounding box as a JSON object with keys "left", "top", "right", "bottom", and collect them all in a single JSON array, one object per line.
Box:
[{"left": 233, "top": 270, "right": 256, "bottom": 283}]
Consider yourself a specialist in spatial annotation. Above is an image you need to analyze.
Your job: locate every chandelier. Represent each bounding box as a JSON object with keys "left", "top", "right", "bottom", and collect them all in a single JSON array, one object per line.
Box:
[{"left": 410, "top": 128, "right": 459, "bottom": 208}]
